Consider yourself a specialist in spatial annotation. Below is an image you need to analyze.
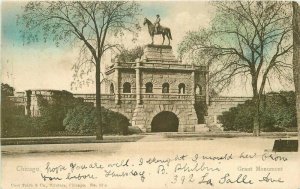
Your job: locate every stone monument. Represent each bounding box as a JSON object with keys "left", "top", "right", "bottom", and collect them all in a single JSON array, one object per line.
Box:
[{"left": 102, "top": 44, "right": 208, "bottom": 132}]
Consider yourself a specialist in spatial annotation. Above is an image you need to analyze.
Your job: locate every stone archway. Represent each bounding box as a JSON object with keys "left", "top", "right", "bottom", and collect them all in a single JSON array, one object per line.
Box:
[{"left": 151, "top": 111, "right": 179, "bottom": 132}]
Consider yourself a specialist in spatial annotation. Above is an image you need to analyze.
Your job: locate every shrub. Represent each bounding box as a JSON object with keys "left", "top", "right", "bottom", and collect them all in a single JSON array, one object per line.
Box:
[
  {"left": 218, "top": 91, "right": 297, "bottom": 132},
  {"left": 35, "top": 91, "right": 80, "bottom": 132},
  {"left": 260, "top": 91, "right": 297, "bottom": 131},
  {"left": 1, "top": 83, "right": 129, "bottom": 137},
  {"left": 1, "top": 84, "right": 37, "bottom": 137},
  {"left": 1, "top": 104, "right": 34, "bottom": 137},
  {"left": 218, "top": 100, "right": 255, "bottom": 132},
  {"left": 64, "top": 103, "right": 129, "bottom": 135}
]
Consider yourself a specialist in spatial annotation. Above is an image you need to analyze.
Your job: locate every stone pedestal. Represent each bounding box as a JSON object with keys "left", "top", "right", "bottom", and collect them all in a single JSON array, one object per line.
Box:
[{"left": 142, "top": 44, "right": 179, "bottom": 63}]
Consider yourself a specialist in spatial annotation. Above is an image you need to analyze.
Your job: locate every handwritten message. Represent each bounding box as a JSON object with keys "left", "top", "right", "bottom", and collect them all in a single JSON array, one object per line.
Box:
[{"left": 6, "top": 151, "right": 292, "bottom": 189}]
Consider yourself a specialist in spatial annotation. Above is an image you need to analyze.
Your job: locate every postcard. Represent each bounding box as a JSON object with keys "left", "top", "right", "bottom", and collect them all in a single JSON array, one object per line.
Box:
[{"left": 1, "top": 1, "right": 300, "bottom": 189}]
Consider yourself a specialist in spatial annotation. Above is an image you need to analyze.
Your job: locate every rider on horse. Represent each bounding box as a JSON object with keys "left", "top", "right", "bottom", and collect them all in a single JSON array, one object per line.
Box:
[
  {"left": 154, "top": 14, "right": 161, "bottom": 33},
  {"left": 143, "top": 16, "right": 172, "bottom": 45}
]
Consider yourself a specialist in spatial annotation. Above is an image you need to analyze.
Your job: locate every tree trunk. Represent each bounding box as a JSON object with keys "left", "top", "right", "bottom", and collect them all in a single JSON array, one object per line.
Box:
[
  {"left": 252, "top": 77, "right": 260, "bottom": 136},
  {"left": 95, "top": 59, "right": 103, "bottom": 140},
  {"left": 253, "top": 95, "right": 260, "bottom": 136},
  {"left": 293, "top": 2, "right": 300, "bottom": 151}
]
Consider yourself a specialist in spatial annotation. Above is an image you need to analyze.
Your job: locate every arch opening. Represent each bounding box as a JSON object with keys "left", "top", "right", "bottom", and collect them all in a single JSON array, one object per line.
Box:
[
  {"left": 178, "top": 83, "right": 185, "bottom": 94},
  {"left": 110, "top": 83, "right": 114, "bottom": 94},
  {"left": 145, "top": 82, "right": 153, "bottom": 93},
  {"left": 162, "top": 83, "right": 169, "bottom": 93},
  {"left": 151, "top": 111, "right": 179, "bottom": 132},
  {"left": 123, "top": 82, "right": 131, "bottom": 93}
]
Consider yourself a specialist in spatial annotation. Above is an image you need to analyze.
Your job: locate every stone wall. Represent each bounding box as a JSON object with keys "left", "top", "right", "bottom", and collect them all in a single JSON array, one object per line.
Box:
[
  {"left": 141, "top": 71, "right": 193, "bottom": 94},
  {"left": 73, "top": 93, "right": 201, "bottom": 132},
  {"left": 13, "top": 90, "right": 74, "bottom": 117},
  {"left": 13, "top": 90, "right": 251, "bottom": 132},
  {"left": 132, "top": 99, "right": 198, "bottom": 132},
  {"left": 79, "top": 94, "right": 251, "bottom": 132},
  {"left": 120, "top": 71, "right": 136, "bottom": 93},
  {"left": 102, "top": 96, "right": 136, "bottom": 123},
  {"left": 206, "top": 96, "right": 252, "bottom": 125}
]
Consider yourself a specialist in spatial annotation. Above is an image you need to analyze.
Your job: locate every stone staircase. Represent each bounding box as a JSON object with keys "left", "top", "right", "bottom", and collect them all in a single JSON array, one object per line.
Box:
[{"left": 207, "top": 124, "right": 224, "bottom": 132}]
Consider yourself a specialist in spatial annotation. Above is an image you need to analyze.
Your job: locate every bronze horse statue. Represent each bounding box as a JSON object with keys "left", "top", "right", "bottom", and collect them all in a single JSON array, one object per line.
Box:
[{"left": 143, "top": 18, "right": 172, "bottom": 45}]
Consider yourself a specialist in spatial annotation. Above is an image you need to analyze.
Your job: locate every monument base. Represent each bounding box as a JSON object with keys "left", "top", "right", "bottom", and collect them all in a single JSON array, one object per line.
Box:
[
  {"left": 144, "top": 44, "right": 172, "bottom": 49},
  {"left": 142, "top": 44, "right": 180, "bottom": 64}
]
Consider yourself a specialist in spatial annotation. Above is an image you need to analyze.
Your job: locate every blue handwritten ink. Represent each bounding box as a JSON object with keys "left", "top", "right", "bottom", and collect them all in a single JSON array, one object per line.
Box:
[
  {"left": 258, "top": 172, "right": 284, "bottom": 183},
  {"left": 219, "top": 173, "right": 254, "bottom": 184}
]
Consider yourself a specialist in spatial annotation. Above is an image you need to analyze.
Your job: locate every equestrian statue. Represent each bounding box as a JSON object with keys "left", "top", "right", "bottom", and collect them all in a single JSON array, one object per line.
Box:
[{"left": 143, "top": 15, "right": 172, "bottom": 45}]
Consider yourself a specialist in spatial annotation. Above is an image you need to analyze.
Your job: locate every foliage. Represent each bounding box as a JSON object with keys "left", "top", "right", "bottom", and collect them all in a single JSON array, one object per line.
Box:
[
  {"left": 1, "top": 100, "right": 32, "bottom": 137},
  {"left": 261, "top": 91, "right": 297, "bottom": 130},
  {"left": 179, "top": 2, "right": 293, "bottom": 135},
  {"left": 194, "top": 102, "right": 207, "bottom": 124},
  {"left": 209, "top": 89, "right": 219, "bottom": 98},
  {"left": 64, "top": 102, "right": 129, "bottom": 135},
  {"left": 218, "top": 101, "right": 255, "bottom": 132},
  {"left": 1, "top": 83, "right": 129, "bottom": 137},
  {"left": 63, "top": 103, "right": 97, "bottom": 134},
  {"left": 179, "top": 2, "right": 293, "bottom": 91},
  {"left": 1, "top": 83, "right": 14, "bottom": 98},
  {"left": 115, "top": 46, "right": 144, "bottom": 62},
  {"left": 1, "top": 85, "right": 84, "bottom": 137},
  {"left": 1, "top": 83, "right": 32, "bottom": 137},
  {"left": 218, "top": 91, "right": 297, "bottom": 132},
  {"left": 34, "top": 91, "right": 77, "bottom": 132},
  {"left": 19, "top": 1, "right": 141, "bottom": 139}
]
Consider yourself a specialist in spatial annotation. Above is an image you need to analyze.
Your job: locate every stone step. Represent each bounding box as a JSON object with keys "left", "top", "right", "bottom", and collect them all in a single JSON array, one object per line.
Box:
[{"left": 207, "top": 124, "right": 223, "bottom": 132}]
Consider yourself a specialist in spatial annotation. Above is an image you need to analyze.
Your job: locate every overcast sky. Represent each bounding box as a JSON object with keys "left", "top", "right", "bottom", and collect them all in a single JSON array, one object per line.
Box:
[{"left": 1, "top": 1, "right": 294, "bottom": 96}]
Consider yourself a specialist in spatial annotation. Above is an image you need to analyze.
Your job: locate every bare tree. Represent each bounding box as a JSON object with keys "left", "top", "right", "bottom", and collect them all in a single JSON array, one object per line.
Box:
[
  {"left": 293, "top": 2, "right": 300, "bottom": 151},
  {"left": 179, "top": 2, "right": 293, "bottom": 136},
  {"left": 19, "top": 1, "right": 141, "bottom": 140}
]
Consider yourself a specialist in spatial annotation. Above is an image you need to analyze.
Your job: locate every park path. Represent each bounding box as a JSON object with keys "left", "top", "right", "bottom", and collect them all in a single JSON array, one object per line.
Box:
[{"left": 137, "top": 133, "right": 166, "bottom": 142}]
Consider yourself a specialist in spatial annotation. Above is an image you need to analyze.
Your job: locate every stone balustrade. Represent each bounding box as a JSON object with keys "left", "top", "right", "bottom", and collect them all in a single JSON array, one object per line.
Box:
[
  {"left": 141, "top": 93, "right": 194, "bottom": 101},
  {"left": 105, "top": 61, "right": 208, "bottom": 74},
  {"left": 7, "top": 96, "right": 26, "bottom": 103},
  {"left": 73, "top": 93, "right": 210, "bottom": 104},
  {"left": 210, "top": 96, "right": 252, "bottom": 102},
  {"left": 195, "top": 95, "right": 206, "bottom": 102},
  {"left": 120, "top": 94, "right": 136, "bottom": 100},
  {"left": 74, "top": 93, "right": 205, "bottom": 102}
]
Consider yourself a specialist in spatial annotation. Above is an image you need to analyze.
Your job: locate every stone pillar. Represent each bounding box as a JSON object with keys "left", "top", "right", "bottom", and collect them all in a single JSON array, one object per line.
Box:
[
  {"left": 205, "top": 66, "right": 210, "bottom": 105},
  {"left": 25, "top": 90, "right": 32, "bottom": 116},
  {"left": 132, "top": 105, "right": 147, "bottom": 132},
  {"left": 135, "top": 60, "right": 141, "bottom": 104},
  {"left": 191, "top": 65, "right": 195, "bottom": 104},
  {"left": 115, "top": 62, "right": 120, "bottom": 104}
]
